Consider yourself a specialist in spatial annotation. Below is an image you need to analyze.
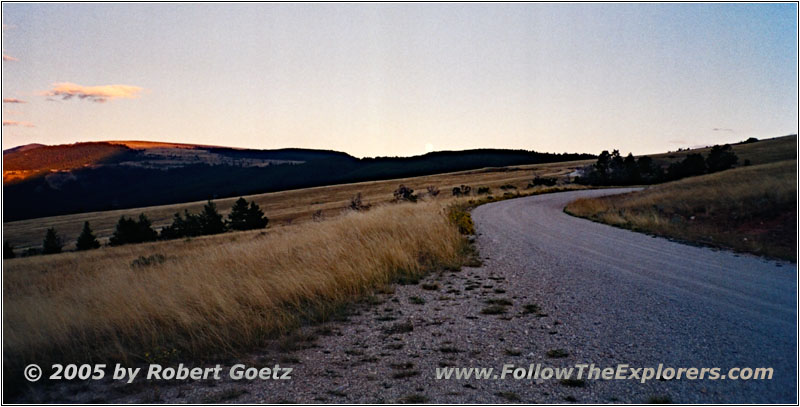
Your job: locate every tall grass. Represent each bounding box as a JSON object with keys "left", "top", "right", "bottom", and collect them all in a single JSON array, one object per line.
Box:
[
  {"left": 565, "top": 160, "right": 796, "bottom": 260},
  {"left": 3, "top": 202, "right": 468, "bottom": 376}
]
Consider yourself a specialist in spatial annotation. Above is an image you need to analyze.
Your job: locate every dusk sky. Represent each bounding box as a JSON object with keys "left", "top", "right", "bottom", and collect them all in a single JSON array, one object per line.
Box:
[{"left": 2, "top": 3, "right": 797, "bottom": 157}]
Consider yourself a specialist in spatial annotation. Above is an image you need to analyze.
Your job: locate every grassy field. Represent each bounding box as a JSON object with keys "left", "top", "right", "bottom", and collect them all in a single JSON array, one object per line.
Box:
[
  {"left": 565, "top": 159, "right": 796, "bottom": 260},
  {"left": 3, "top": 159, "right": 591, "bottom": 252},
  {"left": 3, "top": 201, "right": 472, "bottom": 377}
]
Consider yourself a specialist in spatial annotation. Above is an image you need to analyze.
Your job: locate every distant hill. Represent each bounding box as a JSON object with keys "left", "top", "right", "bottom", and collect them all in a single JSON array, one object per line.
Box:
[{"left": 3, "top": 141, "right": 593, "bottom": 221}]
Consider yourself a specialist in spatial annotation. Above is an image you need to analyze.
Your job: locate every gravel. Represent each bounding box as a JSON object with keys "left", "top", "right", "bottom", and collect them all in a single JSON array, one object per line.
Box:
[{"left": 17, "top": 188, "right": 796, "bottom": 403}]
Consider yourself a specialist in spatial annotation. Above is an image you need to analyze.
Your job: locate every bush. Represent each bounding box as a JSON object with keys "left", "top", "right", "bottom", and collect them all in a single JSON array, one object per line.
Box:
[
  {"left": 426, "top": 186, "right": 440, "bottom": 197},
  {"left": 529, "top": 176, "right": 557, "bottom": 187},
  {"left": 448, "top": 207, "right": 475, "bottom": 235},
  {"left": 477, "top": 186, "right": 491, "bottom": 195},
  {"left": 42, "top": 227, "right": 63, "bottom": 255},
  {"left": 499, "top": 184, "right": 517, "bottom": 190},
  {"left": 76, "top": 221, "right": 101, "bottom": 251},
  {"left": 393, "top": 185, "right": 417, "bottom": 202},
  {"left": 452, "top": 185, "right": 472, "bottom": 197},
  {"left": 110, "top": 214, "right": 158, "bottom": 246},
  {"left": 348, "top": 193, "right": 370, "bottom": 211}
]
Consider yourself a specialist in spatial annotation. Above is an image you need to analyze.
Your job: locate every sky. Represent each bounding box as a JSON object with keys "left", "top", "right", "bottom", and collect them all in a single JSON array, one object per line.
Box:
[{"left": 1, "top": 3, "right": 797, "bottom": 158}]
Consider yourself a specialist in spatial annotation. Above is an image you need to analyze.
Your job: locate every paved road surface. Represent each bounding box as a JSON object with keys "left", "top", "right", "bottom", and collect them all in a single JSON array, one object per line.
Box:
[{"left": 471, "top": 188, "right": 797, "bottom": 403}]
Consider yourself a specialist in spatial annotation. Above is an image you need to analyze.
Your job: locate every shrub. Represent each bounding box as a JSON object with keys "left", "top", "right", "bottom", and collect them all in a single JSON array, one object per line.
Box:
[
  {"left": 529, "top": 176, "right": 557, "bottom": 187},
  {"left": 452, "top": 185, "right": 472, "bottom": 196},
  {"left": 426, "top": 186, "right": 440, "bottom": 197},
  {"left": 42, "top": 227, "right": 63, "bottom": 255},
  {"left": 499, "top": 184, "right": 517, "bottom": 190},
  {"left": 348, "top": 193, "right": 370, "bottom": 211},
  {"left": 131, "top": 254, "right": 166, "bottom": 268},
  {"left": 110, "top": 214, "right": 158, "bottom": 246},
  {"left": 76, "top": 221, "right": 101, "bottom": 251},
  {"left": 448, "top": 207, "right": 475, "bottom": 235},
  {"left": 393, "top": 185, "right": 417, "bottom": 202},
  {"left": 477, "top": 186, "right": 491, "bottom": 195}
]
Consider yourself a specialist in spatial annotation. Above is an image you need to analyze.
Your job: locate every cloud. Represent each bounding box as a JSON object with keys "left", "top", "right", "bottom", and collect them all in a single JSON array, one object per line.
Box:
[
  {"left": 3, "top": 120, "right": 35, "bottom": 128},
  {"left": 712, "top": 128, "right": 734, "bottom": 132},
  {"left": 2, "top": 98, "right": 26, "bottom": 103},
  {"left": 41, "top": 82, "right": 144, "bottom": 103},
  {"left": 2, "top": 54, "right": 18, "bottom": 62}
]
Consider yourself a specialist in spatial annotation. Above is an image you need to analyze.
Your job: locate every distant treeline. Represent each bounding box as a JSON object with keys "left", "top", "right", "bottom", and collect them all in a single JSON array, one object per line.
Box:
[
  {"left": 4, "top": 149, "right": 593, "bottom": 221},
  {"left": 575, "top": 144, "right": 740, "bottom": 186}
]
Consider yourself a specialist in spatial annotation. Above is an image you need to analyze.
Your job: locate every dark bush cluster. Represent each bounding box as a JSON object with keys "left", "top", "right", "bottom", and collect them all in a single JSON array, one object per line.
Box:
[
  {"left": 426, "top": 186, "right": 440, "bottom": 197},
  {"left": 451, "top": 185, "right": 472, "bottom": 197},
  {"left": 477, "top": 186, "right": 491, "bottom": 195},
  {"left": 348, "top": 193, "right": 370, "bottom": 211},
  {"left": 528, "top": 177, "right": 557, "bottom": 187},
  {"left": 575, "top": 145, "right": 738, "bottom": 186},
  {"left": 393, "top": 185, "right": 418, "bottom": 202}
]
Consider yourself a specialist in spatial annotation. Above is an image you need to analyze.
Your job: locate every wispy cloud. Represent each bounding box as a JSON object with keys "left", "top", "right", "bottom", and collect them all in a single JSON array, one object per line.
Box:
[
  {"left": 2, "top": 98, "right": 26, "bottom": 103},
  {"left": 2, "top": 54, "right": 18, "bottom": 62},
  {"left": 712, "top": 127, "right": 734, "bottom": 132},
  {"left": 41, "top": 82, "right": 144, "bottom": 103},
  {"left": 3, "top": 120, "right": 35, "bottom": 128}
]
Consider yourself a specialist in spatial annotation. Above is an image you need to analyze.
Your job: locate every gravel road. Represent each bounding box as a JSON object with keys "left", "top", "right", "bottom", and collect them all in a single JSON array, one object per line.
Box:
[
  {"left": 22, "top": 188, "right": 796, "bottom": 404},
  {"left": 469, "top": 188, "right": 797, "bottom": 403}
]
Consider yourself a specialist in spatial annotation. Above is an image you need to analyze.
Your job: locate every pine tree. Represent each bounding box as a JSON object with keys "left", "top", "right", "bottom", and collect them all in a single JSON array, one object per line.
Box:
[
  {"left": 245, "top": 201, "right": 269, "bottom": 229},
  {"left": 110, "top": 214, "right": 158, "bottom": 245},
  {"left": 200, "top": 200, "right": 226, "bottom": 235},
  {"left": 76, "top": 221, "right": 101, "bottom": 251},
  {"left": 42, "top": 227, "right": 63, "bottom": 254},
  {"left": 227, "top": 197, "right": 250, "bottom": 230},
  {"left": 4, "top": 241, "right": 15, "bottom": 259}
]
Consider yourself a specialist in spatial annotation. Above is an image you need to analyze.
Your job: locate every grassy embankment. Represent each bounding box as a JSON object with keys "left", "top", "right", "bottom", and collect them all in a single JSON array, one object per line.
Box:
[
  {"left": 566, "top": 159, "right": 796, "bottom": 260},
  {"left": 4, "top": 202, "right": 468, "bottom": 375}
]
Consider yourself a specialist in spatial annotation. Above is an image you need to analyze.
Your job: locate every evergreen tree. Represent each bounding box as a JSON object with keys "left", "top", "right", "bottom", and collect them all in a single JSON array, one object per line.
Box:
[
  {"left": 199, "top": 200, "right": 226, "bottom": 235},
  {"left": 245, "top": 201, "right": 269, "bottom": 229},
  {"left": 42, "top": 227, "right": 63, "bottom": 254},
  {"left": 227, "top": 197, "right": 250, "bottom": 230},
  {"left": 4, "top": 241, "right": 15, "bottom": 259},
  {"left": 76, "top": 221, "right": 101, "bottom": 250},
  {"left": 110, "top": 214, "right": 157, "bottom": 245}
]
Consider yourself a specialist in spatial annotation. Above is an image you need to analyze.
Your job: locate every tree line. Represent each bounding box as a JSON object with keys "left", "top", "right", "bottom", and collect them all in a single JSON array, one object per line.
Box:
[
  {"left": 574, "top": 144, "right": 740, "bottom": 186},
  {"left": 3, "top": 197, "right": 268, "bottom": 258}
]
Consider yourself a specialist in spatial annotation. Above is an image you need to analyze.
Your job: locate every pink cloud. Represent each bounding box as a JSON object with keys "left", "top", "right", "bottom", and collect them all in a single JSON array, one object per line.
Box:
[
  {"left": 3, "top": 120, "right": 35, "bottom": 128},
  {"left": 2, "top": 98, "right": 26, "bottom": 103},
  {"left": 41, "top": 82, "right": 144, "bottom": 103},
  {"left": 2, "top": 54, "right": 18, "bottom": 62}
]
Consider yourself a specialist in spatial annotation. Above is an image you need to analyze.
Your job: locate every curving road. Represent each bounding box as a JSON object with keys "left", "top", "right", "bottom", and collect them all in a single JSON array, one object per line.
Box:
[{"left": 471, "top": 188, "right": 797, "bottom": 403}]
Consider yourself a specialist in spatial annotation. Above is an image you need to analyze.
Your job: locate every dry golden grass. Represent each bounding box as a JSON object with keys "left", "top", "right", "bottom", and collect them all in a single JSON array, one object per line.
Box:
[
  {"left": 565, "top": 160, "right": 796, "bottom": 260},
  {"left": 3, "top": 159, "right": 591, "bottom": 251},
  {"left": 3, "top": 201, "right": 470, "bottom": 374}
]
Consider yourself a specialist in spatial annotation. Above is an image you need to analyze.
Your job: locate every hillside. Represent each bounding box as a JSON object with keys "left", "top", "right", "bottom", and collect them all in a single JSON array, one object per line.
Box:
[{"left": 3, "top": 141, "right": 593, "bottom": 221}]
